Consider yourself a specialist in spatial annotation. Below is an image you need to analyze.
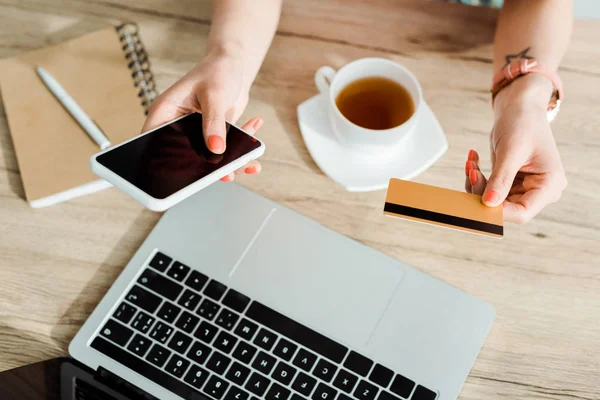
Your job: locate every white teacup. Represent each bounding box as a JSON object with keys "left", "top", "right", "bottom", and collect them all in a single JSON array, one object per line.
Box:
[{"left": 314, "top": 58, "right": 423, "bottom": 152}]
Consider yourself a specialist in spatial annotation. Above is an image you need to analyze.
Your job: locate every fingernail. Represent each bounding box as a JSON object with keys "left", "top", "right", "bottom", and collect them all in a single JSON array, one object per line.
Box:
[
  {"left": 245, "top": 166, "right": 258, "bottom": 175},
  {"left": 468, "top": 149, "right": 476, "bottom": 161},
  {"left": 469, "top": 169, "right": 477, "bottom": 185},
  {"left": 208, "top": 135, "right": 225, "bottom": 153},
  {"left": 483, "top": 190, "right": 500, "bottom": 205},
  {"left": 465, "top": 160, "right": 473, "bottom": 176},
  {"left": 252, "top": 118, "right": 264, "bottom": 131},
  {"left": 220, "top": 174, "right": 233, "bottom": 182}
]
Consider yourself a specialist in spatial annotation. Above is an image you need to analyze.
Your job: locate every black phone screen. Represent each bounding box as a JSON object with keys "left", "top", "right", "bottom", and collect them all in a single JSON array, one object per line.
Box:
[{"left": 96, "top": 113, "right": 261, "bottom": 199}]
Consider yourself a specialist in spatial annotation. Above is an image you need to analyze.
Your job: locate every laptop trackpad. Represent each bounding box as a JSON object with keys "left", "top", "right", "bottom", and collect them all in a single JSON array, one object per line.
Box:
[{"left": 229, "top": 210, "right": 404, "bottom": 347}]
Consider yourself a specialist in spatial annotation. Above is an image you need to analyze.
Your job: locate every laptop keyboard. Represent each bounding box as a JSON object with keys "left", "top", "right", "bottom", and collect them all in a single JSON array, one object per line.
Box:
[{"left": 90, "top": 251, "right": 437, "bottom": 400}]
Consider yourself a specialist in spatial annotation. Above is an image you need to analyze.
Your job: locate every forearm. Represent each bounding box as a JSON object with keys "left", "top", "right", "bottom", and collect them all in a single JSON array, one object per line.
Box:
[
  {"left": 493, "top": 0, "right": 573, "bottom": 107},
  {"left": 207, "top": 0, "right": 282, "bottom": 91}
]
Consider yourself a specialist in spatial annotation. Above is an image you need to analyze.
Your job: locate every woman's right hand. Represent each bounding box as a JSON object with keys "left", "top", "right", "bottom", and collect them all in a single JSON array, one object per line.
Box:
[{"left": 141, "top": 46, "right": 263, "bottom": 181}]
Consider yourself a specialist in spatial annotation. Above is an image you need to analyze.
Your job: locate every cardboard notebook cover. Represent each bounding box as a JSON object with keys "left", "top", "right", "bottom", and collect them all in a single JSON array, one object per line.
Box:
[{"left": 0, "top": 25, "right": 153, "bottom": 207}]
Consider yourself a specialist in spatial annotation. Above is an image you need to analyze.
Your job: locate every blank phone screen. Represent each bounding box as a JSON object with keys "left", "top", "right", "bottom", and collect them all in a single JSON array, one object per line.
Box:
[{"left": 96, "top": 113, "right": 261, "bottom": 199}]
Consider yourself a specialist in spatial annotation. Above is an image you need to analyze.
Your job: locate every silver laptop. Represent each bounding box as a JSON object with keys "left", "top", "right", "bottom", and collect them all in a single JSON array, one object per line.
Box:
[{"left": 70, "top": 182, "right": 495, "bottom": 400}]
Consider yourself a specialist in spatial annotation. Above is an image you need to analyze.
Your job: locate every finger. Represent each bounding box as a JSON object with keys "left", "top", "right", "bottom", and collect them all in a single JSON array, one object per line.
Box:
[
  {"left": 467, "top": 149, "right": 480, "bottom": 163},
  {"left": 465, "top": 159, "right": 482, "bottom": 177},
  {"left": 239, "top": 117, "right": 264, "bottom": 136},
  {"left": 234, "top": 160, "right": 262, "bottom": 175},
  {"left": 469, "top": 168, "right": 488, "bottom": 195},
  {"left": 141, "top": 99, "right": 182, "bottom": 133},
  {"left": 482, "top": 142, "right": 528, "bottom": 207},
  {"left": 220, "top": 172, "right": 235, "bottom": 182},
  {"left": 200, "top": 92, "right": 229, "bottom": 155},
  {"left": 502, "top": 188, "right": 551, "bottom": 224}
]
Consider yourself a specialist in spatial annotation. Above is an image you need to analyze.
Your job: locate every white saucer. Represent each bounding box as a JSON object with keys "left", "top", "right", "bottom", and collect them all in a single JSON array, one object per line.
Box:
[{"left": 297, "top": 94, "right": 448, "bottom": 192}]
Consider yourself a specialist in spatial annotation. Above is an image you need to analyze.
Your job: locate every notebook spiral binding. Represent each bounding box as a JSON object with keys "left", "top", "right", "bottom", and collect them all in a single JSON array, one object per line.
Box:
[{"left": 116, "top": 23, "right": 157, "bottom": 115}]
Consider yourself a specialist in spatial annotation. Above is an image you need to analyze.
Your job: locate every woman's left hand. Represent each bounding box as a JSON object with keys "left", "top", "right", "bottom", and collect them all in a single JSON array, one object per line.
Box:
[{"left": 465, "top": 74, "right": 567, "bottom": 224}]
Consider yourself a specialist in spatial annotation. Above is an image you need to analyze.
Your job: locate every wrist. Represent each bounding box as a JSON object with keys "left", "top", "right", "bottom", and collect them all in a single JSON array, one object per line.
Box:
[
  {"left": 494, "top": 73, "right": 554, "bottom": 115},
  {"left": 206, "top": 37, "right": 245, "bottom": 60}
]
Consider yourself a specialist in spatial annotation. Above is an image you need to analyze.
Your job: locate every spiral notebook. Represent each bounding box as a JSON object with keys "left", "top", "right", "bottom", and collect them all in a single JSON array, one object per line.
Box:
[{"left": 0, "top": 24, "right": 157, "bottom": 208}]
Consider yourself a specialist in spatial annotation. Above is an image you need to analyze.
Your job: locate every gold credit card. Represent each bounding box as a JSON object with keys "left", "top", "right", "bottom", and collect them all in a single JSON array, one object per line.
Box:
[{"left": 384, "top": 178, "right": 503, "bottom": 238}]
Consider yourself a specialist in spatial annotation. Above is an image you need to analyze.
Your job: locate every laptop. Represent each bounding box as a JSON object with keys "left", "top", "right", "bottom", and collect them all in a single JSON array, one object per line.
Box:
[{"left": 3, "top": 182, "right": 495, "bottom": 400}]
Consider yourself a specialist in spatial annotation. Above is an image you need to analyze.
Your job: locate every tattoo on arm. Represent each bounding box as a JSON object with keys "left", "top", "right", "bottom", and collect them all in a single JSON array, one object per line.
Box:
[{"left": 503, "top": 46, "right": 534, "bottom": 67}]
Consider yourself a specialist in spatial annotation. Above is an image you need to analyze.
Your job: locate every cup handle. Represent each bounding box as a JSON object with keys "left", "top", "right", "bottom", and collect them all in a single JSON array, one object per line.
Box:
[{"left": 315, "top": 66, "right": 336, "bottom": 94}]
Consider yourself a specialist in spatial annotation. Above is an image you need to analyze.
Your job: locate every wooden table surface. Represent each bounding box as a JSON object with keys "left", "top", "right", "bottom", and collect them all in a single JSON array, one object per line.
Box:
[{"left": 0, "top": 1, "right": 598, "bottom": 399}]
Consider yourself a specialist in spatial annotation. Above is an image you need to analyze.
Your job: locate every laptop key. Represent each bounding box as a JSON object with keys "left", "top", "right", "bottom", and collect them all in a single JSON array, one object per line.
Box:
[
  {"left": 150, "top": 321, "right": 174, "bottom": 344},
  {"left": 198, "top": 298, "right": 221, "bottom": 321},
  {"left": 157, "top": 301, "right": 182, "bottom": 324},
  {"left": 146, "top": 343, "right": 171, "bottom": 368},
  {"left": 253, "top": 328, "right": 277, "bottom": 351},
  {"left": 138, "top": 269, "right": 183, "bottom": 301},
  {"left": 188, "top": 340, "right": 212, "bottom": 365},
  {"left": 195, "top": 320, "right": 219, "bottom": 344},
  {"left": 292, "top": 371, "right": 317, "bottom": 397},
  {"left": 149, "top": 251, "right": 172, "bottom": 272},
  {"left": 273, "top": 338, "right": 298, "bottom": 362},
  {"left": 272, "top": 361, "right": 297, "bottom": 386},
  {"left": 127, "top": 334, "right": 152, "bottom": 357},
  {"left": 125, "top": 285, "right": 161, "bottom": 313},
  {"left": 312, "top": 359, "right": 337, "bottom": 383},
  {"left": 113, "top": 302, "right": 137, "bottom": 324},
  {"left": 389, "top": 375, "right": 415, "bottom": 399},
  {"left": 232, "top": 341, "right": 258, "bottom": 364},
  {"left": 204, "top": 279, "right": 228, "bottom": 301},
  {"left": 131, "top": 311, "right": 155, "bottom": 334},
  {"left": 214, "top": 330, "right": 238, "bottom": 354},
  {"left": 291, "top": 395, "right": 306, "bottom": 400},
  {"left": 338, "top": 394, "right": 353, "bottom": 400},
  {"left": 376, "top": 391, "right": 401, "bottom": 400},
  {"left": 165, "top": 354, "right": 190, "bottom": 378},
  {"left": 167, "top": 261, "right": 190, "bottom": 282},
  {"left": 100, "top": 319, "right": 133, "bottom": 346},
  {"left": 344, "top": 351, "right": 373, "bottom": 377},
  {"left": 353, "top": 380, "right": 379, "bottom": 400},
  {"left": 184, "top": 364, "right": 210, "bottom": 389},
  {"left": 185, "top": 270, "right": 209, "bottom": 292},
  {"left": 245, "top": 372, "right": 270, "bottom": 397},
  {"left": 216, "top": 308, "right": 240, "bottom": 331},
  {"left": 206, "top": 351, "right": 232, "bottom": 375},
  {"left": 91, "top": 337, "right": 199, "bottom": 399},
  {"left": 332, "top": 369, "right": 358, "bottom": 393},
  {"left": 234, "top": 318, "right": 259, "bottom": 341},
  {"left": 226, "top": 361, "right": 251, "bottom": 386},
  {"left": 168, "top": 331, "right": 193, "bottom": 354},
  {"left": 266, "top": 382, "right": 291, "bottom": 400},
  {"left": 311, "top": 382, "right": 337, "bottom": 400},
  {"left": 225, "top": 386, "right": 250, "bottom": 400},
  {"left": 246, "top": 302, "right": 348, "bottom": 364},
  {"left": 368, "top": 364, "right": 394, "bottom": 388},
  {"left": 411, "top": 386, "right": 437, "bottom": 400},
  {"left": 222, "top": 289, "right": 251, "bottom": 313},
  {"left": 178, "top": 289, "right": 202, "bottom": 311},
  {"left": 204, "top": 375, "right": 230, "bottom": 400},
  {"left": 252, "top": 351, "right": 276, "bottom": 375},
  {"left": 292, "top": 348, "right": 317, "bottom": 372},
  {"left": 175, "top": 310, "right": 200, "bottom": 334}
]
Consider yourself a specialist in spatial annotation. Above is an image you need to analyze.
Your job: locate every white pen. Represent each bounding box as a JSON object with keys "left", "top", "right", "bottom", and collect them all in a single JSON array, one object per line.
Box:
[{"left": 36, "top": 66, "right": 111, "bottom": 150}]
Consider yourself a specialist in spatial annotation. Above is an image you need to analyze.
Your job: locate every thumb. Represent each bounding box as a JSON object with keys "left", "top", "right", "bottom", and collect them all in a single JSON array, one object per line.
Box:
[
  {"left": 483, "top": 143, "right": 527, "bottom": 207},
  {"left": 200, "top": 93, "right": 228, "bottom": 155}
]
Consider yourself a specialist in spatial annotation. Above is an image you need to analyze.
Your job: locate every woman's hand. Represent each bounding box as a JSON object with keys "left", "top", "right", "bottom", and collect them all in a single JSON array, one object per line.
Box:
[
  {"left": 465, "top": 74, "right": 567, "bottom": 224},
  {"left": 142, "top": 46, "right": 263, "bottom": 182}
]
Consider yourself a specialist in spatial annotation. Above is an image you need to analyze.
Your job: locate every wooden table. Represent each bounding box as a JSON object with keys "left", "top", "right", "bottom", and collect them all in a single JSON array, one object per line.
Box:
[{"left": 0, "top": 1, "right": 598, "bottom": 398}]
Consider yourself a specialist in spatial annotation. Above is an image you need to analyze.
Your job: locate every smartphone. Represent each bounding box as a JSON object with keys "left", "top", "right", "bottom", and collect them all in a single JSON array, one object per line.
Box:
[{"left": 90, "top": 112, "right": 265, "bottom": 211}]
